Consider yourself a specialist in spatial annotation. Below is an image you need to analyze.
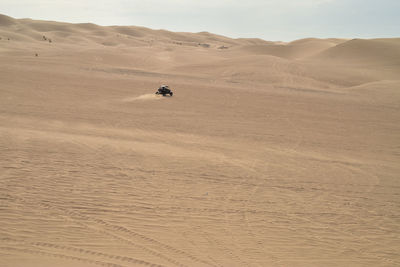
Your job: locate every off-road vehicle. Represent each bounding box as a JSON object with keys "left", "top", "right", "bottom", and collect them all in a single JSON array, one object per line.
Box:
[{"left": 155, "top": 85, "right": 173, "bottom": 96}]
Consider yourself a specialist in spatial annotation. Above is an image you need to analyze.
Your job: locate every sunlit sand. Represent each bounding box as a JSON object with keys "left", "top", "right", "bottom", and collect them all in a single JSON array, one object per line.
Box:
[{"left": 1, "top": 14, "right": 399, "bottom": 266}]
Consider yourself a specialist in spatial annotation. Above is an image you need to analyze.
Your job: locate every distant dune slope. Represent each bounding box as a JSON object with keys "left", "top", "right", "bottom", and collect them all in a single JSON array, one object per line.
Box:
[
  {"left": 0, "top": 14, "right": 265, "bottom": 47},
  {"left": 1, "top": 13, "right": 399, "bottom": 87},
  {"left": 312, "top": 38, "right": 400, "bottom": 65},
  {"left": 1, "top": 13, "right": 399, "bottom": 68},
  {"left": 238, "top": 38, "right": 348, "bottom": 60},
  {"left": 0, "top": 13, "right": 399, "bottom": 87},
  {"left": 0, "top": 15, "right": 400, "bottom": 88},
  {"left": 0, "top": 14, "right": 16, "bottom": 26}
]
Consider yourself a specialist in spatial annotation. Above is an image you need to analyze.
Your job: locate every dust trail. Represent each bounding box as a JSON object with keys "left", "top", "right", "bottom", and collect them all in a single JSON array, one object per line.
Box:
[{"left": 122, "top": 94, "right": 162, "bottom": 102}]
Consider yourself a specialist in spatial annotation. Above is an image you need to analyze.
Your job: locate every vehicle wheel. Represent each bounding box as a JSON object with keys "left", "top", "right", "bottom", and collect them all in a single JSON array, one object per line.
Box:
[
  {"left": 155, "top": 92, "right": 159, "bottom": 94},
  {"left": 170, "top": 92, "right": 173, "bottom": 96},
  {"left": 162, "top": 93, "right": 166, "bottom": 96}
]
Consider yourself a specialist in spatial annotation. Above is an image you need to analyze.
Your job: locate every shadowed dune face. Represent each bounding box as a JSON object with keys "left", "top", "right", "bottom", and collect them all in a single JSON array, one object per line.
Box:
[
  {"left": 1, "top": 14, "right": 400, "bottom": 267},
  {"left": 0, "top": 14, "right": 16, "bottom": 26}
]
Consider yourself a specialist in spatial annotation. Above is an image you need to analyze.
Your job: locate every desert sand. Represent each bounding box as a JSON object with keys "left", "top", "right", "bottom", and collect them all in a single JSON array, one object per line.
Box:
[{"left": 0, "top": 14, "right": 399, "bottom": 266}]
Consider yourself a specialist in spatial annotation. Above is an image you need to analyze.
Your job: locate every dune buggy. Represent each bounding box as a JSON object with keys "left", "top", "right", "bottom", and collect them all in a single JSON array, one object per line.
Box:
[{"left": 155, "top": 85, "right": 173, "bottom": 96}]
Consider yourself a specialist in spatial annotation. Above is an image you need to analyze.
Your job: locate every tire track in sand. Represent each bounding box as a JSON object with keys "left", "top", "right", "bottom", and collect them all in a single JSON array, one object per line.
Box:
[
  {"left": 0, "top": 237, "right": 164, "bottom": 267},
  {"left": 0, "top": 246, "right": 127, "bottom": 267},
  {"left": 2, "top": 193, "right": 185, "bottom": 266},
  {"left": 2, "top": 193, "right": 215, "bottom": 267}
]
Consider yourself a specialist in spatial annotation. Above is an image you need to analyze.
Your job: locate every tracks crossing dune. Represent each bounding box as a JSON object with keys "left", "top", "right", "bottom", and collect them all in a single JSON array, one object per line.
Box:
[{"left": 1, "top": 14, "right": 400, "bottom": 267}]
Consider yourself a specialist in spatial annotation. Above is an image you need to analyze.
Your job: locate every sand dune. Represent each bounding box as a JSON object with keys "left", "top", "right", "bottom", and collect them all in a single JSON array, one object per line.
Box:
[
  {"left": 0, "top": 14, "right": 16, "bottom": 26},
  {"left": 1, "top": 14, "right": 400, "bottom": 267},
  {"left": 0, "top": 14, "right": 271, "bottom": 48},
  {"left": 238, "top": 38, "right": 347, "bottom": 60},
  {"left": 312, "top": 38, "right": 400, "bottom": 64}
]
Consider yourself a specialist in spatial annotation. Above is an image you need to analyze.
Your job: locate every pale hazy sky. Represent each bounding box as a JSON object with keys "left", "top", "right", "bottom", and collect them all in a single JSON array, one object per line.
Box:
[{"left": 1, "top": 0, "right": 399, "bottom": 41}]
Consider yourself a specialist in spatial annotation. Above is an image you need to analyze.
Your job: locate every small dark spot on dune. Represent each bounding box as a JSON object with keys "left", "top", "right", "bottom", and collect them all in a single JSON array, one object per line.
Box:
[{"left": 198, "top": 43, "right": 210, "bottom": 48}]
